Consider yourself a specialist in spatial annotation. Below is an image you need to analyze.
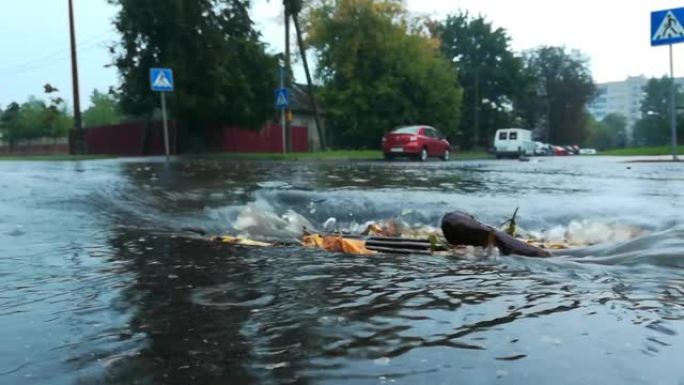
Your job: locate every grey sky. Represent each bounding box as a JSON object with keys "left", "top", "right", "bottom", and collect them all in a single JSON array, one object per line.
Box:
[{"left": 2, "top": 0, "right": 684, "bottom": 109}]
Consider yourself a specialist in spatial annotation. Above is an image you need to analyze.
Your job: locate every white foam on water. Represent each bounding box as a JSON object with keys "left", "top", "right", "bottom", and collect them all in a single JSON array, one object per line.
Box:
[
  {"left": 529, "top": 220, "right": 645, "bottom": 247},
  {"left": 233, "top": 201, "right": 315, "bottom": 240}
]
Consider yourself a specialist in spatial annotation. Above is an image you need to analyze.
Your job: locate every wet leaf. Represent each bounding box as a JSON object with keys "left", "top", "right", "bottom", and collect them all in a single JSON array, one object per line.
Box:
[{"left": 495, "top": 354, "right": 527, "bottom": 361}]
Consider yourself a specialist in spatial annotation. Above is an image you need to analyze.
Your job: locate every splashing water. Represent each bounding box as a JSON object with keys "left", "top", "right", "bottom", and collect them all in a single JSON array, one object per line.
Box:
[
  {"left": 528, "top": 220, "right": 646, "bottom": 247},
  {"left": 233, "top": 201, "right": 316, "bottom": 240}
]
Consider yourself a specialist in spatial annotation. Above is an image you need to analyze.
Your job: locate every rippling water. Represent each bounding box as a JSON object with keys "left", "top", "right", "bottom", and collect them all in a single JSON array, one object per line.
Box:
[{"left": 1, "top": 156, "right": 684, "bottom": 385}]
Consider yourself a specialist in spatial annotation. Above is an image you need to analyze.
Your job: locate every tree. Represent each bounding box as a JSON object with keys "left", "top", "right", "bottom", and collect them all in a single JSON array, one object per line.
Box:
[
  {"left": 0, "top": 97, "right": 72, "bottom": 143},
  {"left": 83, "top": 89, "right": 122, "bottom": 128},
  {"left": 0, "top": 103, "right": 21, "bottom": 147},
  {"left": 306, "top": 0, "right": 463, "bottom": 148},
  {"left": 633, "top": 76, "right": 684, "bottom": 146},
  {"left": 107, "top": 0, "right": 277, "bottom": 148},
  {"left": 16, "top": 97, "right": 72, "bottom": 140},
  {"left": 586, "top": 113, "right": 626, "bottom": 150},
  {"left": 518, "top": 46, "right": 596, "bottom": 145},
  {"left": 438, "top": 12, "right": 525, "bottom": 149}
]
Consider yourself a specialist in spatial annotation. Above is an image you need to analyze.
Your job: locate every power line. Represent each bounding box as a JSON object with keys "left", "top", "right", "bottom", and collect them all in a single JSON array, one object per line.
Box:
[
  {"left": 0, "top": 31, "right": 112, "bottom": 73},
  {"left": 11, "top": 41, "right": 108, "bottom": 76}
]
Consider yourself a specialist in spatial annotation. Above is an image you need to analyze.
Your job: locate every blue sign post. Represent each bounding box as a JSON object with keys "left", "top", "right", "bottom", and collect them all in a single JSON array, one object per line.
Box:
[
  {"left": 276, "top": 60, "right": 287, "bottom": 154},
  {"left": 150, "top": 68, "right": 174, "bottom": 160},
  {"left": 275, "top": 88, "right": 289, "bottom": 109},
  {"left": 651, "top": 9, "right": 684, "bottom": 160}
]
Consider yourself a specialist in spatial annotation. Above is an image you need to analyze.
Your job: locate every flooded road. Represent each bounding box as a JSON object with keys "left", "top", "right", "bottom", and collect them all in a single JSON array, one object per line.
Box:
[{"left": 1, "top": 156, "right": 684, "bottom": 385}]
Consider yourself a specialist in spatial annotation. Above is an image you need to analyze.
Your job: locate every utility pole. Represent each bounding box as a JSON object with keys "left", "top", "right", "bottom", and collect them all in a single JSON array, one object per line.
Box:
[
  {"left": 68, "top": 0, "right": 84, "bottom": 154},
  {"left": 292, "top": 13, "right": 326, "bottom": 150},
  {"left": 284, "top": 5, "right": 292, "bottom": 152}
]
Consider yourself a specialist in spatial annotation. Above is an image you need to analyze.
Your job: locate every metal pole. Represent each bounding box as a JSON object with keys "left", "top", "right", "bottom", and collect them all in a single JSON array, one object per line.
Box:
[
  {"left": 473, "top": 68, "right": 480, "bottom": 149},
  {"left": 161, "top": 92, "right": 170, "bottom": 160},
  {"left": 280, "top": 60, "right": 286, "bottom": 155},
  {"left": 546, "top": 92, "right": 551, "bottom": 144},
  {"left": 285, "top": 7, "right": 292, "bottom": 153},
  {"left": 68, "top": 0, "right": 84, "bottom": 154},
  {"left": 670, "top": 44, "right": 679, "bottom": 161},
  {"left": 292, "top": 14, "right": 326, "bottom": 150}
]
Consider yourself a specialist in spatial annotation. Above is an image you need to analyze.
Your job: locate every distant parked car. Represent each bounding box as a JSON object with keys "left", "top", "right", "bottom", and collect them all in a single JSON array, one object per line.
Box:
[
  {"left": 579, "top": 148, "right": 597, "bottom": 155},
  {"left": 382, "top": 125, "right": 451, "bottom": 161},
  {"left": 553, "top": 146, "right": 569, "bottom": 156},
  {"left": 534, "top": 141, "right": 553, "bottom": 156}
]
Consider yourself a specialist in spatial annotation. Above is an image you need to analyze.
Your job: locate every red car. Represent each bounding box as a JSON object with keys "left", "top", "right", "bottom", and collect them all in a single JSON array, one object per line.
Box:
[
  {"left": 382, "top": 126, "right": 451, "bottom": 161},
  {"left": 553, "top": 146, "right": 569, "bottom": 156}
]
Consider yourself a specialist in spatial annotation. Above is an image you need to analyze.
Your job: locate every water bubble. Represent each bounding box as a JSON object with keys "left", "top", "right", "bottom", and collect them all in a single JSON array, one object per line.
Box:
[
  {"left": 323, "top": 217, "right": 337, "bottom": 231},
  {"left": 541, "top": 335, "right": 562, "bottom": 346}
]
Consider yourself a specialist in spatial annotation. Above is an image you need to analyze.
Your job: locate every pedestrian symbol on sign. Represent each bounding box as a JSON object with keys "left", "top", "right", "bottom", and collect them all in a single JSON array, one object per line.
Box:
[
  {"left": 150, "top": 68, "right": 174, "bottom": 92},
  {"left": 654, "top": 11, "right": 684, "bottom": 40},
  {"left": 153, "top": 72, "right": 172, "bottom": 89}
]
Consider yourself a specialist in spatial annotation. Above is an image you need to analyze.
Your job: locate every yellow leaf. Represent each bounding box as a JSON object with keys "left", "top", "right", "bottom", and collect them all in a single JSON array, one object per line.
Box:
[{"left": 216, "top": 236, "right": 271, "bottom": 247}]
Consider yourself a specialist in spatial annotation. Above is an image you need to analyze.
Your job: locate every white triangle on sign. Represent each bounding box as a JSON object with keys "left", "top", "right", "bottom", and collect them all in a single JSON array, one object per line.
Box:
[
  {"left": 276, "top": 93, "right": 287, "bottom": 106},
  {"left": 153, "top": 72, "right": 172, "bottom": 89},
  {"left": 654, "top": 10, "right": 684, "bottom": 40}
]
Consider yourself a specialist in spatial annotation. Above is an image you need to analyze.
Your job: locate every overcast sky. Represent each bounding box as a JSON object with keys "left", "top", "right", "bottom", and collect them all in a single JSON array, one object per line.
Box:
[{"left": 2, "top": 0, "right": 684, "bottom": 109}]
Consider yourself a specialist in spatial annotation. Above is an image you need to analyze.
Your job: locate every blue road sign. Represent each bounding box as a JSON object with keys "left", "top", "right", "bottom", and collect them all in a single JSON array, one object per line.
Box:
[
  {"left": 275, "top": 88, "right": 289, "bottom": 109},
  {"left": 150, "top": 68, "right": 174, "bottom": 92},
  {"left": 652, "top": 8, "right": 684, "bottom": 46}
]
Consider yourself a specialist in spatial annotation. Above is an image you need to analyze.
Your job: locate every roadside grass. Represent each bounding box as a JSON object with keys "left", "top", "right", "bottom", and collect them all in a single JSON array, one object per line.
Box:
[
  {"left": 599, "top": 146, "right": 684, "bottom": 156},
  {"left": 209, "top": 150, "right": 383, "bottom": 161},
  {"left": 455, "top": 151, "right": 493, "bottom": 160},
  {"left": 0, "top": 150, "right": 493, "bottom": 162},
  {"left": 0, "top": 155, "right": 115, "bottom": 161},
  {"left": 210, "top": 150, "right": 493, "bottom": 161}
]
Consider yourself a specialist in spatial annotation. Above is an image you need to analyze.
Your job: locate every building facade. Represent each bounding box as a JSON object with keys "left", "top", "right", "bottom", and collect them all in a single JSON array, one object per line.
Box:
[{"left": 588, "top": 76, "right": 684, "bottom": 143}]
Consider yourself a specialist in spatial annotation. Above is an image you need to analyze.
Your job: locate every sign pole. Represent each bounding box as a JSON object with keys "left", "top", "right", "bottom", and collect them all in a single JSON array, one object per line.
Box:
[
  {"left": 670, "top": 44, "right": 679, "bottom": 161},
  {"left": 150, "top": 67, "right": 174, "bottom": 159},
  {"left": 161, "top": 91, "right": 170, "bottom": 161},
  {"left": 279, "top": 60, "right": 286, "bottom": 155}
]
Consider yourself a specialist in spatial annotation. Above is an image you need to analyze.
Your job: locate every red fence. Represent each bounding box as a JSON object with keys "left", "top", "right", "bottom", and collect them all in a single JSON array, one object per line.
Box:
[
  {"left": 0, "top": 139, "right": 69, "bottom": 156},
  {"left": 218, "top": 124, "right": 308, "bottom": 153},
  {"left": 86, "top": 121, "right": 177, "bottom": 156},
  {"left": 85, "top": 121, "right": 309, "bottom": 155}
]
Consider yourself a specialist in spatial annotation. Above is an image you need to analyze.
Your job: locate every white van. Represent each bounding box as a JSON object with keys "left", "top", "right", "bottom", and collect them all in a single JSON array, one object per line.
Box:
[{"left": 493, "top": 128, "right": 535, "bottom": 158}]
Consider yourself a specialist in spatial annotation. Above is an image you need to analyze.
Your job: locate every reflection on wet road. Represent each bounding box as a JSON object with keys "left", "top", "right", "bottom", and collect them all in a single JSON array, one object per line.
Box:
[{"left": 0, "top": 156, "right": 683, "bottom": 384}]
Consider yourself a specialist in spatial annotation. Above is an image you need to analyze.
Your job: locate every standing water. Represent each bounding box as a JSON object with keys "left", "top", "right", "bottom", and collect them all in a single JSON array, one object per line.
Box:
[{"left": 0, "top": 156, "right": 683, "bottom": 385}]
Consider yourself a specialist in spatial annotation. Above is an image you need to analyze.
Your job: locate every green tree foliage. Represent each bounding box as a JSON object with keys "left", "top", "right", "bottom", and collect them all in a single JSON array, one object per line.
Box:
[
  {"left": 20, "top": 97, "right": 72, "bottom": 139},
  {"left": 0, "top": 103, "right": 21, "bottom": 145},
  {"left": 107, "top": 0, "right": 277, "bottom": 145},
  {"left": 438, "top": 12, "right": 525, "bottom": 149},
  {"left": 0, "top": 97, "right": 71, "bottom": 143},
  {"left": 83, "top": 90, "right": 122, "bottom": 128},
  {"left": 586, "top": 113, "right": 626, "bottom": 150},
  {"left": 518, "top": 46, "right": 596, "bottom": 145},
  {"left": 306, "top": 0, "right": 463, "bottom": 148},
  {"left": 633, "top": 77, "right": 684, "bottom": 146}
]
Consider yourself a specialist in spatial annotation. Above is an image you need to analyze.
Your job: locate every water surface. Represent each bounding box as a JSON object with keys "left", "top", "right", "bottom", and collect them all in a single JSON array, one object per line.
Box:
[{"left": 1, "top": 156, "right": 683, "bottom": 385}]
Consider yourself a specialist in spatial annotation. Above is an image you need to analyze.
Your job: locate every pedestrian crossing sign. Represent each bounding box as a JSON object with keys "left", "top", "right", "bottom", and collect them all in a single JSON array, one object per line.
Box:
[
  {"left": 275, "top": 88, "right": 289, "bottom": 109},
  {"left": 652, "top": 8, "right": 684, "bottom": 46},
  {"left": 150, "top": 68, "right": 174, "bottom": 92}
]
